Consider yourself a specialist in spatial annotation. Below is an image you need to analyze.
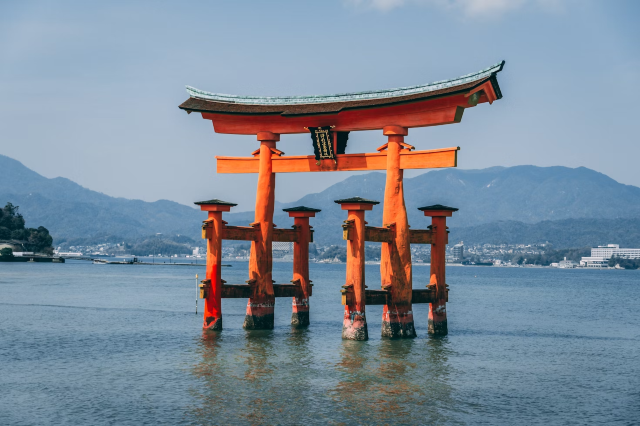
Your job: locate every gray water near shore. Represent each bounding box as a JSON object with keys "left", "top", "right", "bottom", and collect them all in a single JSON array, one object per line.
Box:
[{"left": 1, "top": 261, "right": 639, "bottom": 425}]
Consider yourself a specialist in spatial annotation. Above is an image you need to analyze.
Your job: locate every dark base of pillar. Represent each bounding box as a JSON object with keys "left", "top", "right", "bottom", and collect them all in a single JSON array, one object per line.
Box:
[
  {"left": 243, "top": 313, "right": 274, "bottom": 330},
  {"left": 429, "top": 300, "right": 448, "bottom": 336},
  {"left": 342, "top": 310, "right": 368, "bottom": 341},
  {"left": 291, "top": 311, "right": 310, "bottom": 327},
  {"left": 381, "top": 305, "right": 416, "bottom": 338},
  {"left": 243, "top": 300, "right": 275, "bottom": 330},
  {"left": 428, "top": 319, "right": 448, "bottom": 336},
  {"left": 203, "top": 316, "right": 222, "bottom": 331},
  {"left": 381, "top": 320, "right": 416, "bottom": 338}
]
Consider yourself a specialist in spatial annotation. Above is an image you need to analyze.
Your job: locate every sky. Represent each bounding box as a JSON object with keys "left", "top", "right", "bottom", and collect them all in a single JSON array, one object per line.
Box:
[{"left": 1, "top": 0, "right": 639, "bottom": 211}]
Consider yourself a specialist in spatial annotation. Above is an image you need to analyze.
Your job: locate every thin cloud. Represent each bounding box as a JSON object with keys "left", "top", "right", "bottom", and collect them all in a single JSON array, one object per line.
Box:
[
  {"left": 345, "top": 0, "right": 406, "bottom": 12},
  {"left": 345, "top": 0, "right": 563, "bottom": 17}
]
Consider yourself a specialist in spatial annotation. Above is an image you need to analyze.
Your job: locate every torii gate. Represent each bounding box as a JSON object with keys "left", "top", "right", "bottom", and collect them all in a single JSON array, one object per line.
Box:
[{"left": 181, "top": 61, "right": 505, "bottom": 338}]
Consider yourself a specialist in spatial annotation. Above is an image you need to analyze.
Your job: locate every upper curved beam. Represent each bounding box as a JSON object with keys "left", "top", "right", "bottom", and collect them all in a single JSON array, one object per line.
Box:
[{"left": 179, "top": 61, "right": 505, "bottom": 134}]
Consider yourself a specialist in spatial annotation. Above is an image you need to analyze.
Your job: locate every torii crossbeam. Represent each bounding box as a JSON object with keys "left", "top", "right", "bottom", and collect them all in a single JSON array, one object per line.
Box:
[{"left": 181, "top": 61, "right": 505, "bottom": 338}]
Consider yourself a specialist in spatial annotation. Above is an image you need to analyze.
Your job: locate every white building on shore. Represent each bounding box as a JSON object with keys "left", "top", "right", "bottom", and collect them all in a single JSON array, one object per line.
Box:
[{"left": 580, "top": 244, "right": 640, "bottom": 268}]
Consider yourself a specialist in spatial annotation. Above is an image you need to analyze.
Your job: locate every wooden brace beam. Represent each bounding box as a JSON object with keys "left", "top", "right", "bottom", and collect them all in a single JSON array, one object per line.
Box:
[
  {"left": 342, "top": 288, "right": 448, "bottom": 305},
  {"left": 272, "top": 228, "right": 299, "bottom": 243},
  {"left": 365, "top": 226, "right": 394, "bottom": 243},
  {"left": 217, "top": 147, "right": 459, "bottom": 174},
  {"left": 221, "top": 283, "right": 300, "bottom": 298},
  {"left": 221, "top": 225, "right": 259, "bottom": 241}
]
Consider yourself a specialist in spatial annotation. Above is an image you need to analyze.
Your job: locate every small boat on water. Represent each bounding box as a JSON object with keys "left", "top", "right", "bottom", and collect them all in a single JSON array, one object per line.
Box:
[{"left": 93, "top": 259, "right": 108, "bottom": 264}]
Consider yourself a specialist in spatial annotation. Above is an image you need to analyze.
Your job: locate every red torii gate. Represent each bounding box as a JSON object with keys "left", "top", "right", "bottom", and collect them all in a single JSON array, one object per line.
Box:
[{"left": 182, "top": 61, "right": 505, "bottom": 338}]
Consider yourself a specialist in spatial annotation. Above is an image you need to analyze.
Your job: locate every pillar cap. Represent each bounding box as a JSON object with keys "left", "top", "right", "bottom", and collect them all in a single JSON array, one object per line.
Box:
[
  {"left": 418, "top": 204, "right": 458, "bottom": 217},
  {"left": 335, "top": 197, "right": 379, "bottom": 211},
  {"left": 257, "top": 131, "right": 280, "bottom": 141},
  {"left": 283, "top": 206, "right": 321, "bottom": 217},
  {"left": 194, "top": 198, "right": 237, "bottom": 212},
  {"left": 383, "top": 125, "right": 408, "bottom": 136}
]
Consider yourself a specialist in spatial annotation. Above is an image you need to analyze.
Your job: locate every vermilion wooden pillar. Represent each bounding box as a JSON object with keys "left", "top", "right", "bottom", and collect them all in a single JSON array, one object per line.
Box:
[
  {"left": 418, "top": 204, "right": 458, "bottom": 336},
  {"left": 245, "top": 131, "right": 279, "bottom": 330},
  {"left": 283, "top": 206, "right": 321, "bottom": 327},
  {"left": 380, "top": 125, "right": 415, "bottom": 338},
  {"left": 195, "top": 199, "right": 237, "bottom": 331},
  {"left": 336, "top": 197, "right": 380, "bottom": 341}
]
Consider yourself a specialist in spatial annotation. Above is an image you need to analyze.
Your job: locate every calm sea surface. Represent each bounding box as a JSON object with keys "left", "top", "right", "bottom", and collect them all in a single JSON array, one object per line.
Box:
[{"left": 1, "top": 261, "right": 639, "bottom": 425}]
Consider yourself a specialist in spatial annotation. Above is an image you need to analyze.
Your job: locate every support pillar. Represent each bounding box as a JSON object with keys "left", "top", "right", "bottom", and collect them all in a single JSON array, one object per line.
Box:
[
  {"left": 418, "top": 204, "right": 458, "bottom": 336},
  {"left": 245, "top": 131, "right": 280, "bottom": 330},
  {"left": 380, "top": 125, "right": 415, "bottom": 338},
  {"left": 195, "top": 199, "right": 237, "bottom": 331},
  {"left": 284, "top": 206, "right": 321, "bottom": 327},
  {"left": 335, "top": 197, "right": 380, "bottom": 341}
]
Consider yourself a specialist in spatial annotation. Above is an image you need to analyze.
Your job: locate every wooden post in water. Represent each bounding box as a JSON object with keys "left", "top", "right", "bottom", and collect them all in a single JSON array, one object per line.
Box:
[
  {"left": 336, "top": 197, "right": 380, "bottom": 341},
  {"left": 418, "top": 204, "right": 458, "bottom": 336},
  {"left": 245, "top": 132, "right": 280, "bottom": 330},
  {"left": 380, "top": 125, "right": 416, "bottom": 338},
  {"left": 283, "top": 206, "right": 321, "bottom": 327},
  {"left": 195, "top": 199, "right": 237, "bottom": 330}
]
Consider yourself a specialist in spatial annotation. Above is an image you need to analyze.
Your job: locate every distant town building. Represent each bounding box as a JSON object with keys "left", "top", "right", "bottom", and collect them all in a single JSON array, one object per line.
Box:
[
  {"left": 558, "top": 257, "right": 576, "bottom": 268},
  {"left": 192, "top": 247, "right": 200, "bottom": 256},
  {"left": 580, "top": 244, "right": 640, "bottom": 268},
  {"left": 452, "top": 242, "right": 464, "bottom": 262}
]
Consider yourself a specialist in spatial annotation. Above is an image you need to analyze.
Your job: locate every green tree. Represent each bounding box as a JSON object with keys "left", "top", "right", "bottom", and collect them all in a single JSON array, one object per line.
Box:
[
  {"left": 0, "top": 247, "right": 14, "bottom": 257},
  {"left": 0, "top": 227, "right": 10, "bottom": 239},
  {"left": 608, "top": 256, "right": 640, "bottom": 270},
  {"left": 0, "top": 203, "right": 54, "bottom": 254}
]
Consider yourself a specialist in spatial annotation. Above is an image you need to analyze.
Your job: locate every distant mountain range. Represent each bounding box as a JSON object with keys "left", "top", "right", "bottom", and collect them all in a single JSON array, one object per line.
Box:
[
  {"left": 2, "top": 153, "right": 640, "bottom": 248},
  {"left": 0, "top": 154, "right": 202, "bottom": 242}
]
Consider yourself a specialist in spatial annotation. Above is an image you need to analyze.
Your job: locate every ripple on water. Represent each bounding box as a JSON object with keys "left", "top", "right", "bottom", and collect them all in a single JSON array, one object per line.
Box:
[{"left": 0, "top": 261, "right": 639, "bottom": 424}]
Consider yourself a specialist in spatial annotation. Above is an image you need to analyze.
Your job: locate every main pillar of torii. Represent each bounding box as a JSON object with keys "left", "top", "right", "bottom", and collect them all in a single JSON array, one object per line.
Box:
[
  {"left": 379, "top": 125, "right": 415, "bottom": 338},
  {"left": 244, "top": 131, "right": 280, "bottom": 329}
]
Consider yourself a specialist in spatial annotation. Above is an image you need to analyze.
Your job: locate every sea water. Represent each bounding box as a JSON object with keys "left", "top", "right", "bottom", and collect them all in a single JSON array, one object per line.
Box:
[{"left": 1, "top": 261, "right": 638, "bottom": 425}]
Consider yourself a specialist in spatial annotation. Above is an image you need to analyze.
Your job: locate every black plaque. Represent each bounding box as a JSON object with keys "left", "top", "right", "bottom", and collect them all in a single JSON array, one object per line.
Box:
[{"left": 309, "top": 126, "right": 335, "bottom": 161}]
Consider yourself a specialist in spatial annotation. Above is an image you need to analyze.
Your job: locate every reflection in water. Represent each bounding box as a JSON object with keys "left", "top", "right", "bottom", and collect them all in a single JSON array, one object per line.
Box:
[
  {"left": 188, "top": 330, "right": 279, "bottom": 425},
  {"left": 331, "top": 337, "right": 459, "bottom": 424},
  {"left": 188, "top": 329, "right": 322, "bottom": 425},
  {"left": 188, "top": 330, "right": 461, "bottom": 424}
]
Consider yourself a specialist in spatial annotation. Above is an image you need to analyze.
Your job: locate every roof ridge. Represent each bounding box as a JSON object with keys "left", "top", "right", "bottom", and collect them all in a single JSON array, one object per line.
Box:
[{"left": 186, "top": 61, "right": 505, "bottom": 106}]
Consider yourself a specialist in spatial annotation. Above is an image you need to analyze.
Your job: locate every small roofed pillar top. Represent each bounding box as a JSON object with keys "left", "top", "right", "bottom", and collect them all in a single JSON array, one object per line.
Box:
[
  {"left": 194, "top": 198, "right": 238, "bottom": 212},
  {"left": 418, "top": 204, "right": 459, "bottom": 217},
  {"left": 283, "top": 206, "right": 321, "bottom": 218},
  {"left": 334, "top": 197, "right": 380, "bottom": 211}
]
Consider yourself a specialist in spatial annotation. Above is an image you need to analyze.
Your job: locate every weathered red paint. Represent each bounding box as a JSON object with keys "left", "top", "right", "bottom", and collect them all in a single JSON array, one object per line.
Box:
[
  {"left": 204, "top": 211, "right": 223, "bottom": 330},
  {"left": 338, "top": 203, "right": 373, "bottom": 341},
  {"left": 198, "top": 203, "right": 234, "bottom": 331},
  {"left": 380, "top": 126, "right": 415, "bottom": 339},
  {"left": 288, "top": 211, "right": 316, "bottom": 327},
  {"left": 245, "top": 132, "right": 279, "bottom": 330},
  {"left": 423, "top": 213, "right": 452, "bottom": 335}
]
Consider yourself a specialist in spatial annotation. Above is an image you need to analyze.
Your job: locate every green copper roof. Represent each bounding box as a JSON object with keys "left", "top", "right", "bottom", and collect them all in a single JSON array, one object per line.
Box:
[
  {"left": 186, "top": 61, "right": 504, "bottom": 106},
  {"left": 334, "top": 197, "right": 380, "bottom": 205},
  {"left": 282, "top": 206, "right": 322, "bottom": 213},
  {"left": 418, "top": 204, "right": 458, "bottom": 212},
  {"left": 194, "top": 199, "right": 238, "bottom": 206}
]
